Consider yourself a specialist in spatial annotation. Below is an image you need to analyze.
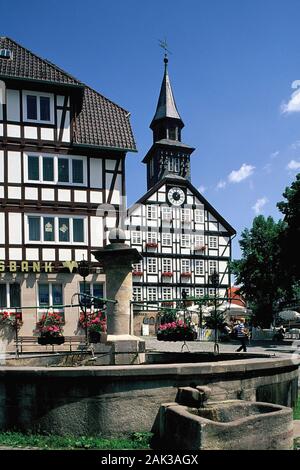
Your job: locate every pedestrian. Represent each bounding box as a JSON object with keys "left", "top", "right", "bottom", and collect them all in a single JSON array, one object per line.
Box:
[{"left": 234, "top": 319, "right": 248, "bottom": 352}]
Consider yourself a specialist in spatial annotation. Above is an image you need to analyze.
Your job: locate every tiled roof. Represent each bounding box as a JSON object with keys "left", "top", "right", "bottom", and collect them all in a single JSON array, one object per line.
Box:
[
  {"left": 0, "top": 37, "right": 137, "bottom": 152},
  {"left": 0, "top": 37, "right": 82, "bottom": 86}
]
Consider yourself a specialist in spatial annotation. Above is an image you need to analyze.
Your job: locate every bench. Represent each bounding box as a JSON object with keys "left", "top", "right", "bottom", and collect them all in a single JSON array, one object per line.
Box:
[{"left": 15, "top": 335, "right": 86, "bottom": 354}]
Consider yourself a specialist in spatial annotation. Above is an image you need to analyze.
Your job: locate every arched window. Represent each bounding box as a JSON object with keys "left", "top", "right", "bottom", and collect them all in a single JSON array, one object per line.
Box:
[
  {"left": 149, "top": 316, "right": 155, "bottom": 325},
  {"left": 143, "top": 317, "right": 149, "bottom": 325}
]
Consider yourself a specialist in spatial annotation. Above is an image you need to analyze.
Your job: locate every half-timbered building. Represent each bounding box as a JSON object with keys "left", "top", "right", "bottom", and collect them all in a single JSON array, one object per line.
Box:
[
  {"left": 126, "top": 55, "right": 236, "bottom": 335},
  {"left": 0, "top": 37, "right": 136, "bottom": 343}
]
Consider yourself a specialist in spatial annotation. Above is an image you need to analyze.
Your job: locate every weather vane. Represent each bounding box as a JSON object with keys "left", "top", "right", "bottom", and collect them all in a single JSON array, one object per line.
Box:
[{"left": 158, "top": 38, "right": 172, "bottom": 58}]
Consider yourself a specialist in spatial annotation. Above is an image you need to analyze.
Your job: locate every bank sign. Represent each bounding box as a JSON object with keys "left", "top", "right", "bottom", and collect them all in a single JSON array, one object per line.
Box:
[{"left": 0, "top": 261, "right": 79, "bottom": 273}]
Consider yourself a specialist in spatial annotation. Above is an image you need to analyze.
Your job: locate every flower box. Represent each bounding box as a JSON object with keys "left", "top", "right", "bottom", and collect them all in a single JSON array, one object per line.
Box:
[
  {"left": 181, "top": 272, "right": 192, "bottom": 278},
  {"left": 195, "top": 245, "right": 206, "bottom": 252},
  {"left": 162, "top": 272, "right": 173, "bottom": 278},
  {"left": 146, "top": 242, "right": 158, "bottom": 248},
  {"left": 132, "top": 271, "right": 143, "bottom": 276},
  {"left": 88, "top": 331, "right": 108, "bottom": 344},
  {"left": 38, "top": 334, "right": 65, "bottom": 345},
  {"left": 157, "top": 320, "right": 197, "bottom": 342}
]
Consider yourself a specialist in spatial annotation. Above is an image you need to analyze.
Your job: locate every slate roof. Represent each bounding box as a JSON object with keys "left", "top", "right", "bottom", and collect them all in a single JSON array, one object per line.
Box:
[{"left": 0, "top": 37, "right": 136, "bottom": 152}]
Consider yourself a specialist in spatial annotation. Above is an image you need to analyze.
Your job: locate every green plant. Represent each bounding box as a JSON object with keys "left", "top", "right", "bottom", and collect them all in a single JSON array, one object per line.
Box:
[{"left": 36, "top": 312, "right": 63, "bottom": 337}]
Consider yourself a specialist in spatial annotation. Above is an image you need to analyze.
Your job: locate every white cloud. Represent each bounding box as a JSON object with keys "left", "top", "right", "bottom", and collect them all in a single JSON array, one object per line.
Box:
[
  {"left": 270, "top": 151, "right": 279, "bottom": 159},
  {"left": 287, "top": 160, "right": 300, "bottom": 170},
  {"left": 216, "top": 180, "right": 226, "bottom": 190},
  {"left": 263, "top": 163, "right": 272, "bottom": 174},
  {"left": 281, "top": 80, "right": 300, "bottom": 114},
  {"left": 198, "top": 185, "right": 206, "bottom": 193},
  {"left": 252, "top": 197, "right": 268, "bottom": 215},
  {"left": 290, "top": 141, "right": 300, "bottom": 150},
  {"left": 228, "top": 164, "right": 255, "bottom": 183}
]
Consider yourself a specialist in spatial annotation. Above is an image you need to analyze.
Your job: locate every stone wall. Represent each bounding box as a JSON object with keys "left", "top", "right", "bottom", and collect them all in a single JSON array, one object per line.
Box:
[{"left": 0, "top": 356, "right": 298, "bottom": 437}]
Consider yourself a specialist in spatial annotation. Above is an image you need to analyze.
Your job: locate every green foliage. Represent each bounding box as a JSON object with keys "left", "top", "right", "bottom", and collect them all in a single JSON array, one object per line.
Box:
[
  {"left": 0, "top": 431, "right": 153, "bottom": 450},
  {"left": 277, "top": 173, "right": 300, "bottom": 293},
  {"left": 205, "top": 310, "right": 227, "bottom": 330},
  {"left": 159, "top": 310, "right": 177, "bottom": 324},
  {"left": 231, "top": 215, "right": 286, "bottom": 327}
]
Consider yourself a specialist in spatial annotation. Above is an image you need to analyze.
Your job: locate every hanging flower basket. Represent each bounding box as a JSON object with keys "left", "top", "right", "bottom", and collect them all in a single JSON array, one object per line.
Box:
[
  {"left": 88, "top": 331, "right": 108, "bottom": 344},
  {"left": 78, "top": 310, "right": 107, "bottom": 343},
  {"left": 36, "top": 312, "right": 64, "bottom": 345},
  {"left": 38, "top": 334, "right": 65, "bottom": 345},
  {"left": 0, "top": 311, "right": 23, "bottom": 328}
]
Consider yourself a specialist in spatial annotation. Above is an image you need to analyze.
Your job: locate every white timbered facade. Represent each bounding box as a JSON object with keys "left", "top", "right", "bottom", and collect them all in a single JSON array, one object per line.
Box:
[
  {"left": 126, "top": 55, "right": 235, "bottom": 334},
  {"left": 0, "top": 37, "right": 136, "bottom": 340}
]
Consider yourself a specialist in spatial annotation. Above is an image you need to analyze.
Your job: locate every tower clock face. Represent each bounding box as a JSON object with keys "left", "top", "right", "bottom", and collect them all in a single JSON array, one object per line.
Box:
[{"left": 168, "top": 187, "right": 185, "bottom": 206}]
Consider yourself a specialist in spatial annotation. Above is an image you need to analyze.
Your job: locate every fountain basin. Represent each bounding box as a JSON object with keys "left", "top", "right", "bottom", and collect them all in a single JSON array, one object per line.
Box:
[{"left": 158, "top": 400, "right": 293, "bottom": 450}]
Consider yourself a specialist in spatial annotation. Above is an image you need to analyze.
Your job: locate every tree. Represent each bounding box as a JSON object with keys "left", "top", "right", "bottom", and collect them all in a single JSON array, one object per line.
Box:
[
  {"left": 231, "top": 216, "right": 285, "bottom": 327},
  {"left": 277, "top": 173, "right": 300, "bottom": 295}
]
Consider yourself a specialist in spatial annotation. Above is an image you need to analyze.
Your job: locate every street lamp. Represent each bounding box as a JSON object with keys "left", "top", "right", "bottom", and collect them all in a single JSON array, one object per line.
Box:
[
  {"left": 210, "top": 269, "right": 220, "bottom": 354},
  {"left": 78, "top": 259, "right": 90, "bottom": 345}
]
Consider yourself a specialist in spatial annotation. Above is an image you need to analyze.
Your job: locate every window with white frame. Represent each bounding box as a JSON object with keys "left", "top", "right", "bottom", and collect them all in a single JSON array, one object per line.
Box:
[
  {"left": 181, "top": 234, "right": 191, "bottom": 248},
  {"left": 147, "top": 205, "right": 157, "bottom": 220},
  {"left": 194, "top": 235, "right": 205, "bottom": 249},
  {"left": 38, "top": 283, "right": 64, "bottom": 320},
  {"left": 209, "top": 288, "right": 216, "bottom": 297},
  {"left": 209, "top": 260, "right": 218, "bottom": 275},
  {"left": 195, "top": 287, "right": 205, "bottom": 298},
  {"left": 195, "top": 209, "right": 204, "bottom": 224},
  {"left": 23, "top": 91, "right": 54, "bottom": 123},
  {"left": 26, "top": 153, "right": 86, "bottom": 186},
  {"left": 0, "top": 283, "right": 21, "bottom": 310},
  {"left": 79, "top": 282, "right": 104, "bottom": 308},
  {"left": 195, "top": 260, "right": 204, "bottom": 276},
  {"left": 181, "top": 208, "right": 191, "bottom": 223},
  {"left": 162, "top": 206, "right": 172, "bottom": 221},
  {"left": 162, "top": 258, "right": 172, "bottom": 273},
  {"left": 162, "top": 232, "right": 172, "bottom": 246},
  {"left": 147, "top": 258, "right": 157, "bottom": 274},
  {"left": 162, "top": 287, "right": 172, "bottom": 300},
  {"left": 182, "top": 287, "right": 191, "bottom": 297},
  {"left": 26, "top": 215, "right": 86, "bottom": 244},
  {"left": 132, "top": 261, "right": 143, "bottom": 273},
  {"left": 131, "top": 231, "right": 142, "bottom": 244},
  {"left": 133, "top": 287, "right": 142, "bottom": 302},
  {"left": 148, "top": 288, "right": 157, "bottom": 302},
  {"left": 209, "top": 236, "right": 218, "bottom": 249},
  {"left": 168, "top": 157, "right": 180, "bottom": 173},
  {"left": 147, "top": 231, "right": 158, "bottom": 244},
  {"left": 181, "top": 259, "right": 191, "bottom": 273}
]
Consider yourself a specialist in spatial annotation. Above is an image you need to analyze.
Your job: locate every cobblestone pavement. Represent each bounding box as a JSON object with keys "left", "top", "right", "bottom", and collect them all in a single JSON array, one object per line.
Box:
[{"left": 144, "top": 337, "right": 300, "bottom": 356}]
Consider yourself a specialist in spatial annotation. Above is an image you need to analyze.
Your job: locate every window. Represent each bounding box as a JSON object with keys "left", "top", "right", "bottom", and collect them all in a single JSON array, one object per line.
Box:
[
  {"left": 162, "top": 206, "right": 172, "bottom": 221},
  {"left": 131, "top": 231, "right": 142, "bottom": 244},
  {"left": 28, "top": 156, "right": 39, "bottom": 181},
  {"left": 195, "top": 209, "right": 204, "bottom": 224},
  {"left": 162, "top": 232, "right": 172, "bottom": 246},
  {"left": 168, "top": 156, "right": 180, "bottom": 172},
  {"left": 195, "top": 288, "right": 205, "bottom": 298},
  {"left": 0, "top": 49, "right": 12, "bottom": 59},
  {"left": 72, "top": 160, "right": 84, "bottom": 184},
  {"left": 209, "top": 260, "right": 218, "bottom": 275},
  {"left": 28, "top": 216, "right": 41, "bottom": 241},
  {"left": 0, "top": 283, "right": 21, "bottom": 309},
  {"left": 209, "top": 288, "right": 215, "bottom": 297},
  {"left": 133, "top": 287, "right": 142, "bottom": 302},
  {"left": 26, "top": 153, "right": 86, "bottom": 186},
  {"left": 38, "top": 283, "right": 63, "bottom": 309},
  {"left": 79, "top": 282, "right": 103, "bottom": 303},
  {"left": 209, "top": 236, "right": 218, "bottom": 249},
  {"left": 162, "top": 258, "right": 172, "bottom": 272},
  {"left": 147, "top": 205, "right": 157, "bottom": 220},
  {"left": 182, "top": 287, "right": 191, "bottom": 297},
  {"left": 147, "top": 231, "right": 157, "bottom": 244},
  {"left": 58, "top": 158, "right": 69, "bottom": 183},
  {"left": 27, "top": 215, "right": 85, "bottom": 244},
  {"left": 59, "top": 218, "right": 70, "bottom": 242},
  {"left": 195, "top": 260, "right": 204, "bottom": 276},
  {"left": 147, "top": 258, "right": 157, "bottom": 274},
  {"left": 181, "top": 259, "right": 191, "bottom": 273},
  {"left": 162, "top": 287, "right": 172, "bottom": 300},
  {"left": 148, "top": 288, "right": 157, "bottom": 302},
  {"left": 181, "top": 208, "right": 191, "bottom": 223},
  {"left": 194, "top": 235, "right": 205, "bottom": 249},
  {"left": 132, "top": 261, "right": 143, "bottom": 272},
  {"left": 24, "top": 92, "right": 53, "bottom": 123},
  {"left": 181, "top": 234, "right": 191, "bottom": 248}
]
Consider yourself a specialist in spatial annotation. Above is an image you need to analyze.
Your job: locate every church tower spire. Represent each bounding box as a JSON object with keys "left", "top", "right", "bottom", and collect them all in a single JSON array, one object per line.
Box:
[
  {"left": 143, "top": 54, "right": 195, "bottom": 190},
  {"left": 150, "top": 54, "right": 184, "bottom": 143}
]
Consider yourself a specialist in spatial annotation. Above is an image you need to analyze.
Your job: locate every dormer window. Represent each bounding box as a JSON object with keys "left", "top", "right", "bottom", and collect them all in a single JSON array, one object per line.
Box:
[{"left": 23, "top": 91, "right": 54, "bottom": 123}]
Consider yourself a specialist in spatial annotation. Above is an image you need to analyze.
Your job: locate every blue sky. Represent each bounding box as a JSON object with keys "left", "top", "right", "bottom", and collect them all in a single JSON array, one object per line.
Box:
[{"left": 2, "top": 0, "right": 300, "bottom": 259}]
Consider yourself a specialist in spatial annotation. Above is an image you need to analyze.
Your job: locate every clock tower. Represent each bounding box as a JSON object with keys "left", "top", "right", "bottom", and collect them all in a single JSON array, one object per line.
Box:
[{"left": 143, "top": 54, "right": 195, "bottom": 190}]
